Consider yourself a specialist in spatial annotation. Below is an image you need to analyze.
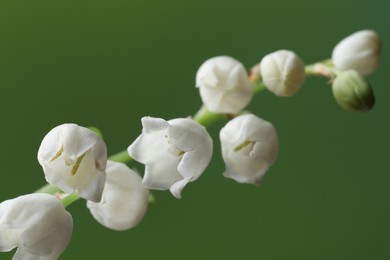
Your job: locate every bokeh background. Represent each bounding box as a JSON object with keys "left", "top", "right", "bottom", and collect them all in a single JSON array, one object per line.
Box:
[{"left": 0, "top": 0, "right": 389, "bottom": 259}]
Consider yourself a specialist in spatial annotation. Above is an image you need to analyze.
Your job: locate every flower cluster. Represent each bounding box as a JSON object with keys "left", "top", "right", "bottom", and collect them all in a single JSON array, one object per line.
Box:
[
  {"left": 1, "top": 124, "right": 150, "bottom": 259},
  {"left": 330, "top": 30, "right": 380, "bottom": 112},
  {"left": 0, "top": 29, "right": 382, "bottom": 259}
]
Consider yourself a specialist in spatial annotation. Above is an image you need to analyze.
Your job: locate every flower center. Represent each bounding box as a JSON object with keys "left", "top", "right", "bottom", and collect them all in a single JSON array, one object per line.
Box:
[
  {"left": 71, "top": 153, "right": 86, "bottom": 176},
  {"left": 234, "top": 140, "right": 255, "bottom": 155},
  {"left": 50, "top": 145, "right": 64, "bottom": 162}
]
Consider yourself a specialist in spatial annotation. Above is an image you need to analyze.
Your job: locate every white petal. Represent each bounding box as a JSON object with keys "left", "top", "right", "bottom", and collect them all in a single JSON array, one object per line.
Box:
[
  {"left": 169, "top": 178, "right": 190, "bottom": 199},
  {"left": 37, "top": 124, "right": 107, "bottom": 202},
  {"left": 60, "top": 124, "right": 98, "bottom": 161},
  {"left": 36, "top": 125, "right": 63, "bottom": 166},
  {"left": 220, "top": 114, "right": 279, "bottom": 185},
  {"left": 196, "top": 56, "right": 253, "bottom": 113},
  {"left": 87, "top": 161, "right": 149, "bottom": 231},
  {"left": 169, "top": 118, "right": 213, "bottom": 180},
  {"left": 128, "top": 117, "right": 213, "bottom": 198},
  {"left": 0, "top": 194, "right": 73, "bottom": 260},
  {"left": 260, "top": 50, "right": 305, "bottom": 97},
  {"left": 167, "top": 118, "right": 213, "bottom": 198},
  {"left": 332, "top": 30, "right": 381, "bottom": 75},
  {"left": 141, "top": 116, "right": 169, "bottom": 134},
  {"left": 128, "top": 118, "right": 182, "bottom": 190}
]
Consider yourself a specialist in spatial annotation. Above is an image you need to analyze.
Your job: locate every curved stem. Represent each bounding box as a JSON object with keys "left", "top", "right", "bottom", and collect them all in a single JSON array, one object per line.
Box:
[
  {"left": 193, "top": 105, "right": 227, "bottom": 127},
  {"left": 62, "top": 193, "right": 80, "bottom": 207},
  {"left": 253, "top": 82, "right": 266, "bottom": 93},
  {"left": 304, "top": 59, "right": 340, "bottom": 79},
  {"left": 109, "top": 150, "right": 132, "bottom": 163}
]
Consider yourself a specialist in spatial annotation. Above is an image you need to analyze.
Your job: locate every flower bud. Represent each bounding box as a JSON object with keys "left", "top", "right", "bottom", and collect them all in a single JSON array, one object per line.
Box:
[
  {"left": 220, "top": 114, "right": 279, "bottom": 185},
  {"left": 332, "top": 30, "right": 381, "bottom": 76},
  {"left": 0, "top": 193, "right": 73, "bottom": 260},
  {"left": 332, "top": 70, "right": 375, "bottom": 112},
  {"left": 87, "top": 161, "right": 149, "bottom": 231},
  {"left": 38, "top": 123, "right": 107, "bottom": 202},
  {"left": 128, "top": 117, "right": 213, "bottom": 199},
  {"left": 260, "top": 50, "right": 305, "bottom": 97},
  {"left": 196, "top": 56, "right": 253, "bottom": 114}
]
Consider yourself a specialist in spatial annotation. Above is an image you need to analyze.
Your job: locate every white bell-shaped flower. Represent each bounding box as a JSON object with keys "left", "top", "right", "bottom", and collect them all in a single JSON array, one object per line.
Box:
[
  {"left": 220, "top": 114, "right": 279, "bottom": 185},
  {"left": 0, "top": 193, "right": 73, "bottom": 260},
  {"left": 128, "top": 117, "right": 213, "bottom": 198},
  {"left": 260, "top": 50, "right": 305, "bottom": 97},
  {"left": 196, "top": 56, "right": 253, "bottom": 114},
  {"left": 38, "top": 123, "right": 107, "bottom": 202},
  {"left": 332, "top": 30, "right": 381, "bottom": 76},
  {"left": 87, "top": 160, "right": 149, "bottom": 231}
]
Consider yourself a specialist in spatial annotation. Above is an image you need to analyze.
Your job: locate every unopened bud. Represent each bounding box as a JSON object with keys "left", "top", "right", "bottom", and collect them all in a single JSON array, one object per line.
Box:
[
  {"left": 260, "top": 50, "right": 305, "bottom": 97},
  {"left": 332, "top": 70, "right": 375, "bottom": 112},
  {"left": 332, "top": 30, "right": 381, "bottom": 76},
  {"left": 196, "top": 56, "right": 253, "bottom": 114}
]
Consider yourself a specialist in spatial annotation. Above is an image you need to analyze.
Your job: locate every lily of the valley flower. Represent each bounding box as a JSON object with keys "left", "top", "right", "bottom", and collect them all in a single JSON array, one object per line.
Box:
[
  {"left": 332, "top": 30, "right": 381, "bottom": 76},
  {"left": 128, "top": 117, "right": 213, "bottom": 199},
  {"left": 38, "top": 123, "right": 107, "bottom": 202},
  {"left": 87, "top": 160, "right": 149, "bottom": 231},
  {"left": 196, "top": 56, "right": 253, "bottom": 114},
  {"left": 0, "top": 193, "right": 73, "bottom": 260},
  {"left": 220, "top": 114, "right": 279, "bottom": 185},
  {"left": 260, "top": 50, "right": 305, "bottom": 97}
]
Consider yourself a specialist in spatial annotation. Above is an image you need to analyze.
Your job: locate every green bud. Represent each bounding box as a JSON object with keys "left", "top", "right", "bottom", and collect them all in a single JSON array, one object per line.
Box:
[{"left": 332, "top": 70, "right": 375, "bottom": 112}]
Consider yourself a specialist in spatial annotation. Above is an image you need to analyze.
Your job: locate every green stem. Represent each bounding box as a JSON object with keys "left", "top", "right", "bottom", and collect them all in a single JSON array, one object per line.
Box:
[
  {"left": 304, "top": 59, "right": 340, "bottom": 78},
  {"left": 62, "top": 193, "right": 80, "bottom": 207},
  {"left": 109, "top": 150, "right": 132, "bottom": 163},
  {"left": 148, "top": 193, "right": 156, "bottom": 206},
  {"left": 253, "top": 81, "right": 266, "bottom": 93},
  {"left": 35, "top": 183, "right": 62, "bottom": 194},
  {"left": 193, "top": 105, "right": 227, "bottom": 127}
]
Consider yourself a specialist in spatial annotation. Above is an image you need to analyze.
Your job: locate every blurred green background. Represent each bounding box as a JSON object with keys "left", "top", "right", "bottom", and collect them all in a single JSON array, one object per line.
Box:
[{"left": 0, "top": 0, "right": 389, "bottom": 259}]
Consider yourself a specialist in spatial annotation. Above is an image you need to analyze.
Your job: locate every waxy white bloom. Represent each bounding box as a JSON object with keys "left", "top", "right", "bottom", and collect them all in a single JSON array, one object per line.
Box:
[
  {"left": 38, "top": 123, "right": 107, "bottom": 202},
  {"left": 260, "top": 50, "right": 305, "bottom": 97},
  {"left": 128, "top": 117, "right": 213, "bottom": 199},
  {"left": 196, "top": 56, "right": 253, "bottom": 114},
  {"left": 332, "top": 30, "right": 381, "bottom": 76},
  {"left": 220, "top": 114, "right": 279, "bottom": 185},
  {"left": 0, "top": 193, "right": 73, "bottom": 260},
  {"left": 87, "top": 160, "right": 149, "bottom": 231}
]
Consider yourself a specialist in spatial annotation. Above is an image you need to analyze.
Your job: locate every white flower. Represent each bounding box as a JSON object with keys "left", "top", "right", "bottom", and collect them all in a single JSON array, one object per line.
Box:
[
  {"left": 196, "top": 56, "right": 253, "bottom": 114},
  {"left": 332, "top": 30, "right": 381, "bottom": 76},
  {"left": 0, "top": 193, "right": 73, "bottom": 260},
  {"left": 38, "top": 123, "right": 107, "bottom": 202},
  {"left": 260, "top": 50, "right": 305, "bottom": 97},
  {"left": 87, "top": 160, "right": 149, "bottom": 231},
  {"left": 220, "top": 114, "right": 279, "bottom": 185},
  {"left": 128, "top": 117, "right": 213, "bottom": 199}
]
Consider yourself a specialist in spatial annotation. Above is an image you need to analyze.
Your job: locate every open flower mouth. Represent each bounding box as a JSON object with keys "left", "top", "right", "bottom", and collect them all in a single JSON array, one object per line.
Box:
[
  {"left": 50, "top": 145, "right": 64, "bottom": 162},
  {"left": 37, "top": 123, "right": 107, "bottom": 202},
  {"left": 233, "top": 140, "right": 255, "bottom": 155},
  {"left": 71, "top": 153, "right": 86, "bottom": 176}
]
